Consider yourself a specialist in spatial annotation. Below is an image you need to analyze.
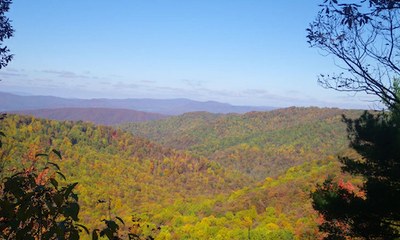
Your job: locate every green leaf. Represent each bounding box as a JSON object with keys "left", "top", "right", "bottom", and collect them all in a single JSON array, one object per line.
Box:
[
  {"left": 64, "top": 202, "right": 80, "bottom": 221},
  {"left": 0, "top": 131, "right": 5, "bottom": 137},
  {"left": 50, "top": 178, "right": 58, "bottom": 189},
  {"left": 69, "top": 229, "right": 80, "bottom": 240},
  {"left": 53, "top": 193, "right": 64, "bottom": 207},
  {"left": 92, "top": 229, "right": 99, "bottom": 240},
  {"left": 76, "top": 224, "right": 90, "bottom": 235},
  {"left": 51, "top": 149, "right": 62, "bottom": 159},
  {"left": 116, "top": 216, "right": 125, "bottom": 225},
  {"left": 56, "top": 171, "right": 66, "bottom": 180},
  {"left": 47, "top": 161, "right": 60, "bottom": 170},
  {"left": 64, "top": 182, "right": 78, "bottom": 198},
  {"left": 35, "top": 153, "right": 48, "bottom": 158},
  {"left": 102, "top": 228, "right": 114, "bottom": 239},
  {"left": 106, "top": 220, "right": 119, "bottom": 231}
]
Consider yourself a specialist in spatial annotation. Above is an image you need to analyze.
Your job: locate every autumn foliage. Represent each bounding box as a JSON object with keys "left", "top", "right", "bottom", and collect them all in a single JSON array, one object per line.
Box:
[{"left": 0, "top": 108, "right": 362, "bottom": 239}]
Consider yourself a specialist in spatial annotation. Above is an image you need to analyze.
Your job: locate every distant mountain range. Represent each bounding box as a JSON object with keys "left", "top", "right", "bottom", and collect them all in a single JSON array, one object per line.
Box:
[
  {"left": 0, "top": 92, "right": 275, "bottom": 115},
  {"left": 12, "top": 108, "right": 168, "bottom": 126}
]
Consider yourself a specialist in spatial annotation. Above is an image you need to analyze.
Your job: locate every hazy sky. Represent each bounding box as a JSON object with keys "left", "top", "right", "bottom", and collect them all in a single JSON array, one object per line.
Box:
[{"left": 0, "top": 1, "right": 378, "bottom": 108}]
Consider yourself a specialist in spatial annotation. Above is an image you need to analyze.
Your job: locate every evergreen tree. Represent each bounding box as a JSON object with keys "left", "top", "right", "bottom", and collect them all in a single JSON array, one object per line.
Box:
[
  {"left": 309, "top": 0, "right": 400, "bottom": 238},
  {"left": 312, "top": 110, "right": 400, "bottom": 239}
]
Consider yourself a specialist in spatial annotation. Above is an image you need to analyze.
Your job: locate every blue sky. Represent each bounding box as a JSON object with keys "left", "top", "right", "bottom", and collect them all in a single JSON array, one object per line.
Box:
[{"left": 0, "top": 1, "right": 378, "bottom": 108}]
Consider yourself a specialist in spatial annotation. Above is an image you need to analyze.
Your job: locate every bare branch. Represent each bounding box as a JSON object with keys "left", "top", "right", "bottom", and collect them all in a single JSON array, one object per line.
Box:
[{"left": 307, "top": 0, "right": 400, "bottom": 109}]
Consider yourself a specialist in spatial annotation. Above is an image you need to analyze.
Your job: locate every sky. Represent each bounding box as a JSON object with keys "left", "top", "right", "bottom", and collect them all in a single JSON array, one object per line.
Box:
[{"left": 0, "top": 1, "right": 379, "bottom": 109}]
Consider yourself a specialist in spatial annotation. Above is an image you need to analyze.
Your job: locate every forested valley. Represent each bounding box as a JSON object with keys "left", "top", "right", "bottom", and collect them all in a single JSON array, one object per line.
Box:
[
  {"left": 0, "top": 108, "right": 364, "bottom": 239},
  {"left": 1, "top": 0, "right": 400, "bottom": 239}
]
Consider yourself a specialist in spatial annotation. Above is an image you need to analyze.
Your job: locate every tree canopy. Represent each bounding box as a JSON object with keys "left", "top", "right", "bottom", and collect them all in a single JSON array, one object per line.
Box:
[
  {"left": 312, "top": 110, "right": 400, "bottom": 239},
  {"left": 0, "top": 0, "right": 13, "bottom": 69},
  {"left": 0, "top": 150, "right": 85, "bottom": 239},
  {"left": 309, "top": 1, "right": 400, "bottom": 239}
]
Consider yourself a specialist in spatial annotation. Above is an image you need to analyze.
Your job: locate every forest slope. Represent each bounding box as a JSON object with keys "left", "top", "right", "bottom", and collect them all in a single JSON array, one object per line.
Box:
[
  {"left": 0, "top": 110, "right": 363, "bottom": 239},
  {"left": 121, "top": 107, "right": 363, "bottom": 180},
  {"left": 0, "top": 115, "right": 247, "bottom": 230}
]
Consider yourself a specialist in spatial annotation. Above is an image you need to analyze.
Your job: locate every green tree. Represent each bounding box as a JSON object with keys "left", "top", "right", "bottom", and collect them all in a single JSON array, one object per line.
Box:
[
  {"left": 312, "top": 110, "right": 400, "bottom": 239},
  {"left": 0, "top": 150, "right": 88, "bottom": 239},
  {"left": 309, "top": 1, "right": 400, "bottom": 239},
  {"left": 0, "top": 0, "right": 13, "bottom": 69},
  {"left": 0, "top": 0, "right": 13, "bottom": 170}
]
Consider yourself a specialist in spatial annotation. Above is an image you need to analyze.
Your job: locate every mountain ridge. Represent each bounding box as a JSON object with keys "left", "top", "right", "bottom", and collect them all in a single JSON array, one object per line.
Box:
[
  {"left": 121, "top": 107, "right": 364, "bottom": 180},
  {"left": 11, "top": 107, "right": 168, "bottom": 126},
  {"left": 0, "top": 91, "right": 275, "bottom": 115}
]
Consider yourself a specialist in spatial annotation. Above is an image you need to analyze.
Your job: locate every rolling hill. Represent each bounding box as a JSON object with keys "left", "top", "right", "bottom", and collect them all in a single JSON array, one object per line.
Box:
[
  {"left": 0, "top": 107, "right": 364, "bottom": 238},
  {"left": 0, "top": 114, "right": 249, "bottom": 231},
  {"left": 121, "top": 107, "right": 363, "bottom": 180}
]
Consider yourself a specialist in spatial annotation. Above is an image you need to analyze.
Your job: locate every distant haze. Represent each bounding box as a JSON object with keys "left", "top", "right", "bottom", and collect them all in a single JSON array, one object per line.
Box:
[
  {"left": 3, "top": 1, "right": 379, "bottom": 109},
  {"left": 1, "top": 92, "right": 275, "bottom": 116},
  {"left": 12, "top": 108, "right": 168, "bottom": 126}
]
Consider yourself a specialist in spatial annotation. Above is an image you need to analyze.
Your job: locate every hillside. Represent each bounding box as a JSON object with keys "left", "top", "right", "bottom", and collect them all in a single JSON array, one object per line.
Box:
[
  {"left": 0, "top": 109, "right": 362, "bottom": 238},
  {"left": 0, "top": 92, "right": 274, "bottom": 115},
  {"left": 12, "top": 107, "right": 168, "bottom": 125},
  {"left": 121, "top": 107, "right": 363, "bottom": 180},
  {"left": 0, "top": 115, "right": 248, "bottom": 231}
]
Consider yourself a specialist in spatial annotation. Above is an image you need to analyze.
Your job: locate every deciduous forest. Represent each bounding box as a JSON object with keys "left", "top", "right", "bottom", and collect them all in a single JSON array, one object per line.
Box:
[
  {"left": 1, "top": 0, "right": 400, "bottom": 239},
  {"left": 1, "top": 108, "right": 362, "bottom": 239}
]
